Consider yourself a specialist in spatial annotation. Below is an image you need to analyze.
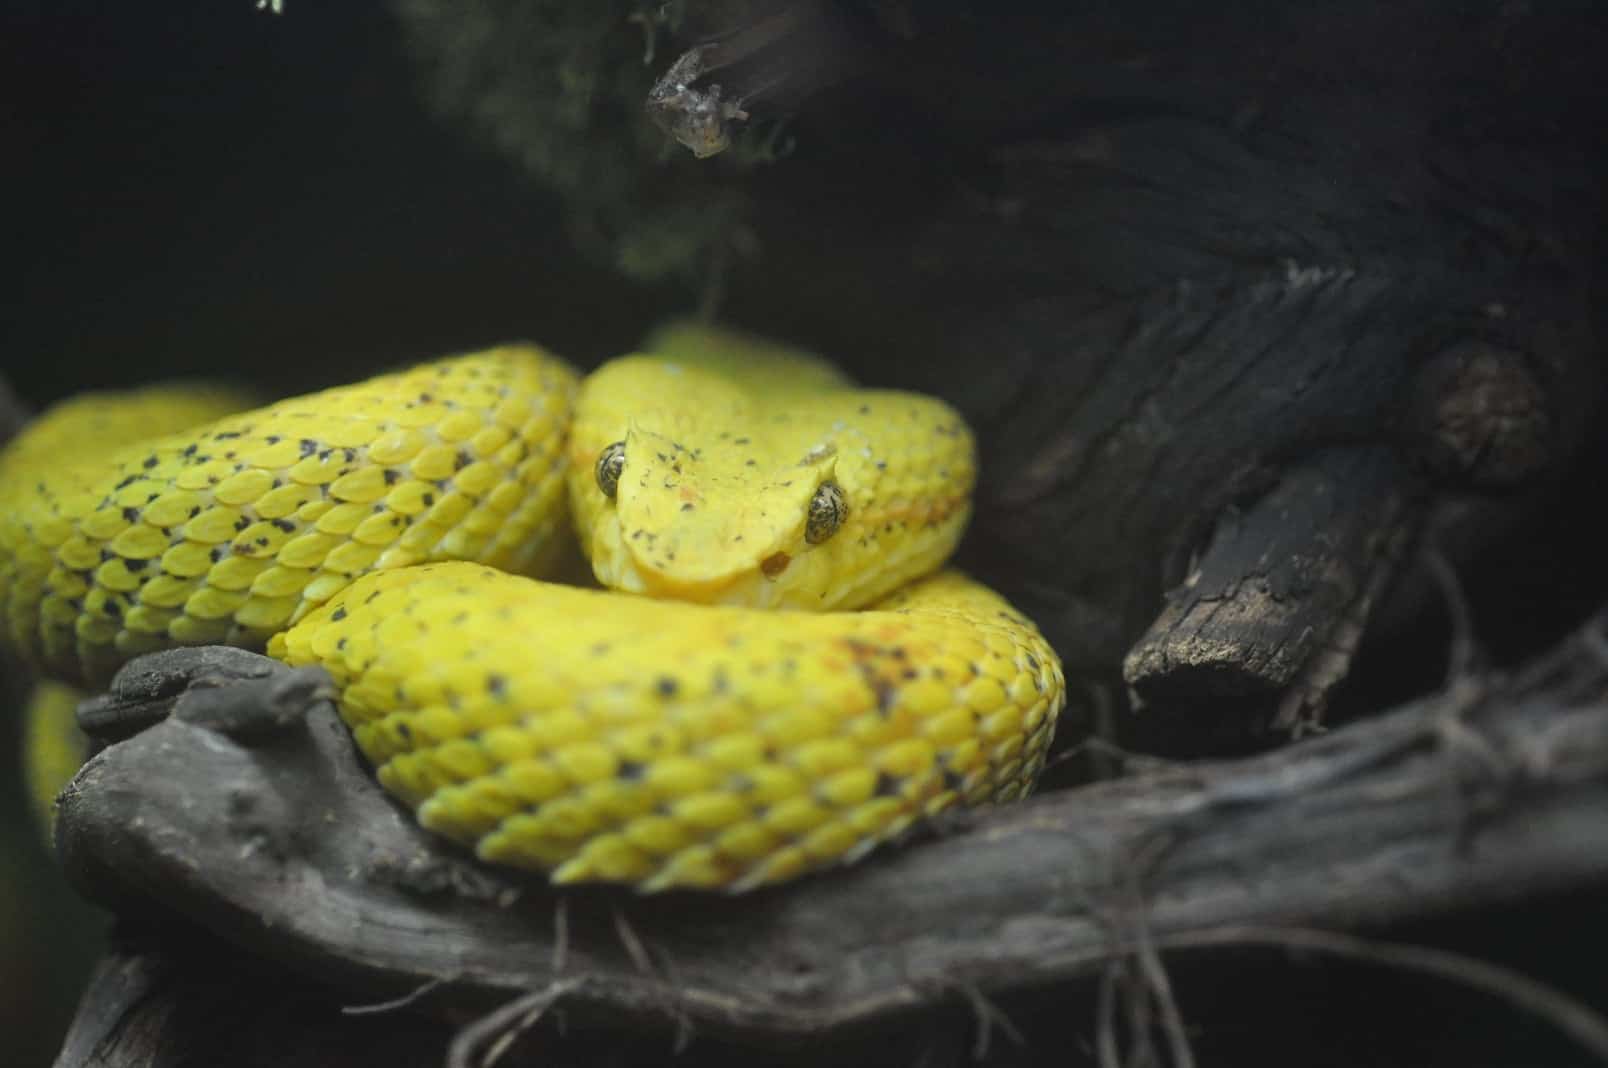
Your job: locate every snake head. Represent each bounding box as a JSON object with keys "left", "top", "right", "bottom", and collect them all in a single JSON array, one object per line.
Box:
[
  {"left": 570, "top": 342, "right": 976, "bottom": 612},
  {"left": 587, "top": 423, "right": 846, "bottom": 607}
]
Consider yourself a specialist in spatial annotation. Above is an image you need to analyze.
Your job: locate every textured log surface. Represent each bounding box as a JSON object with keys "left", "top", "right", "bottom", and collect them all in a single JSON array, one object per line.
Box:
[
  {"left": 52, "top": 613, "right": 1608, "bottom": 1063},
  {"left": 684, "top": 0, "right": 1607, "bottom": 700},
  {"left": 1121, "top": 446, "right": 1421, "bottom": 731}
]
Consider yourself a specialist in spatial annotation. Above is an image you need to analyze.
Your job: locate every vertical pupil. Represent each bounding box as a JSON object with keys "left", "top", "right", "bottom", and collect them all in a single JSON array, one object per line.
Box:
[
  {"left": 806, "top": 481, "right": 846, "bottom": 544},
  {"left": 596, "top": 441, "right": 626, "bottom": 498}
]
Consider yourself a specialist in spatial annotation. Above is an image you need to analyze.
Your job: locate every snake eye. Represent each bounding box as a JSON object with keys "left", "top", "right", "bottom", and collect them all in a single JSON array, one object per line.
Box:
[
  {"left": 595, "top": 441, "right": 626, "bottom": 498},
  {"left": 805, "top": 480, "right": 848, "bottom": 544}
]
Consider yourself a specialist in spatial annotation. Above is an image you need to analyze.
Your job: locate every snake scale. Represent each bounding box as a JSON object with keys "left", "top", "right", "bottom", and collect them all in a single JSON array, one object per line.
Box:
[{"left": 1, "top": 325, "right": 1065, "bottom": 891}]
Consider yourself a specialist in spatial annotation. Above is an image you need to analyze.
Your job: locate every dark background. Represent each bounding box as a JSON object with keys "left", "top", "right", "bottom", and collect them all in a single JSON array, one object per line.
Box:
[
  {"left": 2, "top": 2, "right": 677, "bottom": 406},
  {"left": 2, "top": 4, "right": 681, "bottom": 1064}
]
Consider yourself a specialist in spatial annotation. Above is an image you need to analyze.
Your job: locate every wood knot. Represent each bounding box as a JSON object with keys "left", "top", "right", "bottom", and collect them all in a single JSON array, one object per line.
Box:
[{"left": 1407, "top": 341, "right": 1551, "bottom": 490}]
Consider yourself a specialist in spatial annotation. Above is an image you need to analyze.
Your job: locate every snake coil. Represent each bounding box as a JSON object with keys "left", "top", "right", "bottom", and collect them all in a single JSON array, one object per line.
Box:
[{"left": 2, "top": 326, "right": 1065, "bottom": 891}]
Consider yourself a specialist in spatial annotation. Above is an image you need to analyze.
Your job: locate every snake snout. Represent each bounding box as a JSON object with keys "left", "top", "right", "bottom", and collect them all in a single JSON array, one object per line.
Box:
[{"left": 615, "top": 539, "right": 772, "bottom": 605}]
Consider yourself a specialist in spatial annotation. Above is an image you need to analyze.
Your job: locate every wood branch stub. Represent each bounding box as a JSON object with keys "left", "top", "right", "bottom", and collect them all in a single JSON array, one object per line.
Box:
[
  {"left": 1123, "top": 446, "right": 1423, "bottom": 721},
  {"left": 1404, "top": 339, "right": 1554, "bottom": 490},
  {"left": 52, "top": 611, "right": 1608, "bottom": 1051},
  {"left": 54, "top": 950, "right": 180, "bottom": 1068},
  {"left": 647, "top": 0, "right": 873, "bottom": 158}
]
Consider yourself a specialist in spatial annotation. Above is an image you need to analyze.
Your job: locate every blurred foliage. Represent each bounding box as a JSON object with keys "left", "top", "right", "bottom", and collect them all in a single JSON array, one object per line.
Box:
[{"left": 394, "top": 0, "right": 790, "bottom": 288}]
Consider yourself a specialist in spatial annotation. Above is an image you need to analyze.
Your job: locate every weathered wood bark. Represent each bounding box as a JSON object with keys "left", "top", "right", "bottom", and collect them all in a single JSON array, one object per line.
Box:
[
  {"left": 681, "top": 0, "right": 1606, "bottom": 709},
  {"left": 52, "top": 608, "right": 1608, "bottom": 1064},
  {"left": 1122, "top": 445, "right": 1422, "bottom": 736},
  {"left": 646, "top": 0, "right": 875, "bottom": 158}
]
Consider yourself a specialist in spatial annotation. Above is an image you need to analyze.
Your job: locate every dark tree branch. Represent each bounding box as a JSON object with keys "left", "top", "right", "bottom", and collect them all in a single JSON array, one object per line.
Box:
[
  {"left": 646, "top": 1, "right": 875, "bottom": 158},
  {"left": 1123, "top": 445, "right": 1424, "bottom": 730},
  {"left": 53, "top": 606, "right": 1608, "bottom": 1057}
]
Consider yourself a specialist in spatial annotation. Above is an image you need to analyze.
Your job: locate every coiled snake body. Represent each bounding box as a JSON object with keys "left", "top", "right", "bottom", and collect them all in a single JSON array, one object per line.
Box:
[{"left": 2, "top": 327, "right": 1064, "bottom": 891}]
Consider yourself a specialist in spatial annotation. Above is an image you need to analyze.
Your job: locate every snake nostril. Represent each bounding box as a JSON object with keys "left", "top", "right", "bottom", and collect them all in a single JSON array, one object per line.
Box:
[{"left": 760, "top": 552, "right": 791, "bottom": 578}]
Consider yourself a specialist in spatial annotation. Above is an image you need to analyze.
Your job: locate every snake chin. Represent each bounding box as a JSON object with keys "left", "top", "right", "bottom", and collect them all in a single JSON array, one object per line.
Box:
[{"left": 587, "top": 511, "right": 824, "bottom": 609}]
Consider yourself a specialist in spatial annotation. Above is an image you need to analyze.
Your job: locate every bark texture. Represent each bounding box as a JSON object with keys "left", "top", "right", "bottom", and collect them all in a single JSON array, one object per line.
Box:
[{"left": 51, "top": 613, "right": 1608, "bottom": 1064}]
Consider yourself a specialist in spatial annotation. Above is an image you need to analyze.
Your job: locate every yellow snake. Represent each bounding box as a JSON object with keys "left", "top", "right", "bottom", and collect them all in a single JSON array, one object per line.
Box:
[{"left": 2, "top": 326, "right": 1065, "bottom": 891}]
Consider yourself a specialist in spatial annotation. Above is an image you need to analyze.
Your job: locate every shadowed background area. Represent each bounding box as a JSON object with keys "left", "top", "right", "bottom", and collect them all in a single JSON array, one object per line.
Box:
[
  {"left": 3, "top": 3, "right": 669, "bottom": 406},
  {"left": 2, "top": 4, "right": 675, "bottom": 1064}
]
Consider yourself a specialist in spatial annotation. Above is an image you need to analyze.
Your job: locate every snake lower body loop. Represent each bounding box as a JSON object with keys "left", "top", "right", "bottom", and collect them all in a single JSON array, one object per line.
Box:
[{"left": 1, "top": 326, "right": 1066, "bottom": 892}]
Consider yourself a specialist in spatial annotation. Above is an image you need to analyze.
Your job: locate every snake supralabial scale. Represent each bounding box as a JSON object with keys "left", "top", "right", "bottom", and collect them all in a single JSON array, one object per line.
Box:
[{"left": 5, "top": 326, "right": 1066, "bottom": 891}]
